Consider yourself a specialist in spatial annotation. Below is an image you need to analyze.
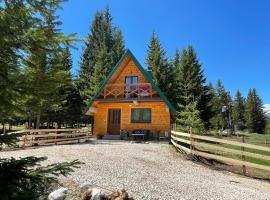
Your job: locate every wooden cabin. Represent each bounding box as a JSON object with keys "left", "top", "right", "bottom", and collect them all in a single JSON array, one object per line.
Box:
[{"left": 84, "top": 49, "right": 175, "bottom": 138}]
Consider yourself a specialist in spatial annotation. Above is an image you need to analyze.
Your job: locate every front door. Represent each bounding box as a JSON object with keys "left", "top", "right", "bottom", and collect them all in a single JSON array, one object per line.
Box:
[{"left": 107, "top": 109, "right": 121, "bottom": 134}]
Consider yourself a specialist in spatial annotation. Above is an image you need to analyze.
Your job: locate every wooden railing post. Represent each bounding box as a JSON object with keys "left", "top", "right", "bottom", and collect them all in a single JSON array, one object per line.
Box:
[
  {"left": 190, "top": 127, "right": 193, "bottom": 154},
  {"left": 22, "top": 134, "right": 26, "bottom": 149},
  {"left": 241, "top": 136, "right": 246, "bottom": 176}
]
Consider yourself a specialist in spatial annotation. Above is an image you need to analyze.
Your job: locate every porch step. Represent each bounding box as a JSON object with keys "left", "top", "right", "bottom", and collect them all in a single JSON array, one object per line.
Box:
[{"left": 102, "top": 135, "right": 121, "bottom": 140}]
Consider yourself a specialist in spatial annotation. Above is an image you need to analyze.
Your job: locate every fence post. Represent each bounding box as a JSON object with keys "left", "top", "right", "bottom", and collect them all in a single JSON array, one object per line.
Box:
[
  {"left": 190, "top": 127, "right": 193, "bottom": 154},
  {"left": 22, "top": 134, "right": 26, "bottom": 149},
  {"left": 265, "top": 139, "right": 268, "bottom": 147},
  {"left": 241, "top": 136, "right": 246, "bottom": 176}
]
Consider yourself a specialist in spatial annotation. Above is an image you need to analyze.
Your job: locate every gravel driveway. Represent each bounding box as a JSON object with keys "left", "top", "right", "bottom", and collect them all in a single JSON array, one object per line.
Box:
[{"left": 1, "top": 141, "right": 270, "bottom": 200}]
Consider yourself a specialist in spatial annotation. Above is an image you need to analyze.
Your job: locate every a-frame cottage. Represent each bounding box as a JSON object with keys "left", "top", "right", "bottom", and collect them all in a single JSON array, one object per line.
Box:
[{"left": 84, "top": 49, "right": 175, "bottom": 138}]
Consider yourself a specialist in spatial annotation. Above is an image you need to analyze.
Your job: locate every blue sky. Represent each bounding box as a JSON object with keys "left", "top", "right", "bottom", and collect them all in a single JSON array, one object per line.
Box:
[{"left": 58, "top": 0, "right": 270, "bottom": 103}]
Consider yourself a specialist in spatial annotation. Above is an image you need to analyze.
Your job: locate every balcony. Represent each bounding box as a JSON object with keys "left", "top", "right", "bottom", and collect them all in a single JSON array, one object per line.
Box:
[{"left": 98, "top": 83, "right": 159, "bottom": 100}]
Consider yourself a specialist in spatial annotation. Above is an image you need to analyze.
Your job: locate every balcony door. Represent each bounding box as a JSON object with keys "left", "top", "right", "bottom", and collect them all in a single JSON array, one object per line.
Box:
[
  {"left": 125, "top": 76, "right": 138, "bottom": 98},
  {"left": 107, "top": 109, "right": 121, "bottom": 135}
]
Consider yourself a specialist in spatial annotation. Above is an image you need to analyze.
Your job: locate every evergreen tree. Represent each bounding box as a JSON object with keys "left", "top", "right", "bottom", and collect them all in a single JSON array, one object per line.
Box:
[
  {"left": 22, "top": 2, "right": 74, "bottom": 129},
  {"left": 232, "top": 90, "right": 246, "bottom": 130},
  {"left": 77, "top": 7, "right": 125, "bottom": 104},
  {"left": 0, "top": 1, "right": 82, "bottom": 199},
  {"left": 146, "top": 32, "right": 174, "bottom": 101},
  {"left": 0, "top": 0, "right": 36, "bottom": 130},
  {"left": 209, "top": 80, "right": 231, "bottom": 130},
  {"left": 176, "top": 100, "right": 204, "bottom": 134},
  {"left": 170, "top": 49, "right": 181, "bottom": 107},
  {"left": 245, "top": 88, "right": 266, "bottom": 133},
  {"left": 175, "top": 45, "right": 211, "bottom": 127}
]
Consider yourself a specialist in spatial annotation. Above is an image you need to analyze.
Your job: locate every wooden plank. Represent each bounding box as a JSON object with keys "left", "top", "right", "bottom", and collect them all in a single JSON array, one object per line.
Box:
[
  {"left": 191, "top": 134, "right": 270, "bottom": 152},
  {"left": 192, "top": 150, "right": 270, "bottom": 171},
  {"left": 171, "top": 139, "right": 191, "bottom": 153},
  {"left": 171, "top": 131, "right": 270, "bottom": 152},
  {"left": 24, "top": 132, "right": 88, "bottom": 139},
  {"left": 23, "top": 128, "right": 83, "bottom": 133},
  {"left": 171, "top": 135, "right": 191, "bottom": 144},
  {"left": 194, "top": 141, "right": 270, "bottom": 161},
  {"left": 171, "top": 131, "right": 190, "bottom": 137},
  {"left": 24, "top": 136, "right": 91, "bottom": 145}
]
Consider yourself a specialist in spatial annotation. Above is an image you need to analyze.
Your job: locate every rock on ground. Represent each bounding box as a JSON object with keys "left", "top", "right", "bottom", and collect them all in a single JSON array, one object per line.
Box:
[{"left": 48, "top": 187, "right": 68, "bottom": 200}]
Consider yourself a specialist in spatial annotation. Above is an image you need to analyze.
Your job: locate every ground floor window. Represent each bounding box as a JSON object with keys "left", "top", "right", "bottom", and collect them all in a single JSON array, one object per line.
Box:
[{"left": 131, "top": 108, "right": 151, "bottom": 123}]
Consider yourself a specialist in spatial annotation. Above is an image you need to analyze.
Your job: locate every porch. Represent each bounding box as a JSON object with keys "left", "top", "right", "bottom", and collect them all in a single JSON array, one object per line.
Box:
[
  {"left": 98, "top": 83, "right": 159, "bottom": 100},
  {"left": 102, "top": 129, "right": 170, "bottom": 141}
]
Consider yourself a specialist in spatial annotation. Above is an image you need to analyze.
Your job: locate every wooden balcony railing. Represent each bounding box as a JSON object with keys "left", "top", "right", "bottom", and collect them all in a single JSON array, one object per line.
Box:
[{"left": 100, "top": 83, "right": 158, "bottom": 99}]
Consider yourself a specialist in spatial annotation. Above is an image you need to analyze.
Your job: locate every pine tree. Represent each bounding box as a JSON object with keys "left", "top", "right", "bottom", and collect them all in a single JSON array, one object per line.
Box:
[
  {"left": 175, "top": 45, "right": 211, "bottom": 128},
  {"left": 176, "top": 100, "right": 204, "bottom": 134},
  {"left": 0, "top": 1, "right": 82, "bottom": 199},
  {"left": 77, "top": 7, "right": 125, "bottom": 105},
  {"left": 209, "top": 80, "right": 231, "bottom": 130},
  {"left": 170, "top": 49, "right": 181, "bottom": 107},
  {"left": 245, "top": 88, "right": 266, "bottom": 133},
  {"left": 233, "top": 90, "right": 246, "bottom": 130},
  {"left": 146, "top": 32, "right": 174, "bottom": 101},
  {"left": 23, "top": 2, "right": 74, "bottom": 129}
]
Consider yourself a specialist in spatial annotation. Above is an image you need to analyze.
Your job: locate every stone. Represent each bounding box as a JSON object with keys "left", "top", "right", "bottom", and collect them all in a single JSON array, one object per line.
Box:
[
  {"left": 80, "top": 182, "right": 94, "bottom": 193},
  {"left": 48, "top": 187, "right": 68, "bottom": 200},
  {"left": 90, "top": 188, "right": 107, "bottom": 200}
]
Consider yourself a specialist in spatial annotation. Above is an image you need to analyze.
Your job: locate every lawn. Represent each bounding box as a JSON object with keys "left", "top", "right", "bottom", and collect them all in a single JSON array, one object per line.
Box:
[
  {"left": 174, "top": 128, "right": 270, "bottom": 179},
  {"left": 195, "top": 133, "right": 270, "bottom": 179}
]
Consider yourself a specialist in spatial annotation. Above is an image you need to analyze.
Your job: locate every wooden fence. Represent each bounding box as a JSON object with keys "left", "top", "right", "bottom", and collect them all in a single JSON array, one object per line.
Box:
[
  {"left": 15, "top": 128, "right": 91, "bottom": 148},
  {"left": 171, "top": 130, "right": 270, "bottom": 173}
]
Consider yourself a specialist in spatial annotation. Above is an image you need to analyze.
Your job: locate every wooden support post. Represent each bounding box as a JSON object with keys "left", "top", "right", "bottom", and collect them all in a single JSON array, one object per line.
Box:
[
  {"left": 22, "top": 135, "right": 26, "bottom": 149},
  {"left": 190, "top": 127, "right": 193, "bottom": 154},
  {"left": 241, "top": 136, "right": 246, "bottom": 176}
]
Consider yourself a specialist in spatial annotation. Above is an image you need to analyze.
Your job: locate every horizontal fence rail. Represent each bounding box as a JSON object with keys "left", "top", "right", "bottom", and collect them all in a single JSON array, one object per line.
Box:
[
  {"left": 171, "top": 130, "right": 270, "bottom": 173},
  {"left": 12, "top": 128, "right": 92, "bottom": 148}
]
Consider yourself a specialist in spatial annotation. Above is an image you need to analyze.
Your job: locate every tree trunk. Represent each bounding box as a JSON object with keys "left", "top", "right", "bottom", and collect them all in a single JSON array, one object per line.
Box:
[
  {"left": 47, "top": 120, "right": 50, "bottom": 129},
  {"left": 36, "top": 110, "right": 41, "bottom": 129},
  {"left": 3, "top": 123, "right": 6, "bottom": 134},
  {"left": 28, "top": 118, "right": 32, "bottom": 129},
  {"left": 9, "top": 122, "right": 12, "bottom": 131},
  {"left": 57, "top": 121, "right": 61, "bottom": 129}
]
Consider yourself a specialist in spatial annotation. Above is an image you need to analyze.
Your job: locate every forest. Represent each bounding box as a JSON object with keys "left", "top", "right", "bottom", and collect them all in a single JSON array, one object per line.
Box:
[
  {"left": 1, "top": 1, "right": 268, "bottom": 135},
  {"left": 1, "top": 1, "right": 270, "bottom": 199}
]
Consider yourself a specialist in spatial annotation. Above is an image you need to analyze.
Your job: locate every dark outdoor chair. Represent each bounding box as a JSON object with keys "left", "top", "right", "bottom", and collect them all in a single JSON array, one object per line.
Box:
[
  {"left": 152, "top": 130, "right": 161, "bottom": 141},
  {"left": 132, "top": 129, "right": 150, "bottom": 141}
]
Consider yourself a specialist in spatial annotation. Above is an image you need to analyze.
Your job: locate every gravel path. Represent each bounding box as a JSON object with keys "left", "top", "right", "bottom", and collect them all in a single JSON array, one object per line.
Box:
[{"left": 1, "top": 141, "right": 270, "bottom": 200}]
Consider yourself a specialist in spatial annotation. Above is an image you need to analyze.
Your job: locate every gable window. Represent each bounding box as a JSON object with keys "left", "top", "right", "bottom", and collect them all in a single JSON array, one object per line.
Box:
[
  {"left": 131, "top": 108, "right": 151, "bottom": 123},
  {"left": 125, "top": 76, "right": 138, "bottom": 98}
]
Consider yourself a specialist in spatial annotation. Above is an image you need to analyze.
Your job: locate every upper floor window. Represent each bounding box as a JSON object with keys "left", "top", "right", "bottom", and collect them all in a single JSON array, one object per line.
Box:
[
  {"left": 125, "top": 76, "right": 138, "bottom": 85},
  {"left": 125, "top": 76, "right": 138, "bottom": 98}
]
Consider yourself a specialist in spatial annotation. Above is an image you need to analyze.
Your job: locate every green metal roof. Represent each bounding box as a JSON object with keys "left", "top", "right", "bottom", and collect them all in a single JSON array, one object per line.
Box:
[{"left": 83, "top": 49, "right": 176, "bottom": 115}]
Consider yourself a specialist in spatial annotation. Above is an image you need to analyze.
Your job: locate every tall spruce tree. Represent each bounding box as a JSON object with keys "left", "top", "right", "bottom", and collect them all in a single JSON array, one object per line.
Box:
[
  {"left": 23, "top": 2, "right": 74, "bottom": 129},
  {"left": 175, "top": 45, "right": 211, "bottom": 127},
  {"left": 209, "top": 80, "right": 231, "bottom": 130},
  {"left": 245, "top": 88, "right": 266, "bottom": 133},
  {"left": 232, "top": 90, "right": 246, "bottom": 130},
  {"left": 77, "top": 7, "right": 125, "bottom": 105},
  {"left": 170, "top": 49, "right": 181, "bottom": 107},
  {"left": 146, "top": 32, "right": 174, "bottom": 101},
  {"left": 0, "top": 1, "right": 81, "bottom": 198}
]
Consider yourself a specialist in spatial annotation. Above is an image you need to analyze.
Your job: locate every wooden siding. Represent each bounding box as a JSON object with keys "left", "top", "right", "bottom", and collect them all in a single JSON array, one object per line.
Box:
[
  {"left": 113, "top": 59, "right": 148, "bottom": 84},
  {"left": 93, "top": 101, "right": 170, "bottom": 136}
]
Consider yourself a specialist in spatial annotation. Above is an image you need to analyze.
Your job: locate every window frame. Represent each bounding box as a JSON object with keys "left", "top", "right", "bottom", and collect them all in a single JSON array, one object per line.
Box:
[{"left": 131, "top": 108, "right": 151, "bottom": 123}]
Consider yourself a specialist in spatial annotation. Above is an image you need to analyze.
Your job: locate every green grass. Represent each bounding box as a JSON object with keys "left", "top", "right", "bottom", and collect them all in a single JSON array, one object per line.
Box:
[
  {"left": 173, "top": 128, "right": 270, "bottom": 178},
  {"left": 0, "top": 124, "right": 26, "bottom": 132}
]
